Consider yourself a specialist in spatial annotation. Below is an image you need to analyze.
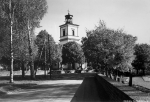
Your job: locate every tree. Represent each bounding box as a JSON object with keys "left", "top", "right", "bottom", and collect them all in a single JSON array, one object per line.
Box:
[
  {"left": 20, "top": 0, "right": 48, "bottom": 79},
  {"left": 82, "top": 20, "right": 137, "bottom": 76},
  {"left": 0, "top": 0, "right": 48, "bottom": 80},
  {"left": 52, "top": 44, "right": 62, "bottom": 67},
  {"left": 13, "top": 31, "right": 38, "bottom": 78},
  {"left": 0, "top": 15, "right": 38, "bottom": 78},
  {"left": 49, "top": 44, "right": 62, "bottom": 78},
  {"left": 0, "top": 0, "right": 47, "bottom": 82},
  {"left": 0, "top": 0, "right": 18, "bottom": 83},
  {"left": 62, "top": 41, "right": 84, "bottom": 69},
  {"left": 132, "top": 44, "right": 150, "bottom": 75},
  {"left": 35, "top": 30, "right": 61, "bottom": 79}
]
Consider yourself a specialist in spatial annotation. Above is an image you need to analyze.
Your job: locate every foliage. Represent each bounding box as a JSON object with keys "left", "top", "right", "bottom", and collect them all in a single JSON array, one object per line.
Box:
[
  {"left": 14, "top": 32, "right": 38, "bottom": 61},
  {"left": 0, "top": 0, "right": 48, "bottom": 60},
  {"left": 62, "top": 41, "right": 84, "bottom": 64},
  {"left": 132, "top": 44, "right": 150, "bottom": 73},
  {"left": 0, "top": 0, "right": 48, "bottom": 80},
  {"left": 53, "top": 44, "right": 62, "bottom": 63},
  {"left": 35, "top": 30, "right": 61, "bottom": 66},
  {"left": 82, "top": 20, "right": 137, "bottom": 72}
]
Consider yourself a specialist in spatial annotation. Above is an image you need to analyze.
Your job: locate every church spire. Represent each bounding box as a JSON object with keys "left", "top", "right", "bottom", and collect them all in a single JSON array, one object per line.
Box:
[{"left": 65, "top": 10, "right": 73, "bottom": 24}]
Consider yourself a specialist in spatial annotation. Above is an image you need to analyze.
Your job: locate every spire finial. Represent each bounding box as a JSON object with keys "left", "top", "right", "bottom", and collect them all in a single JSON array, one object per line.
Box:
[{"left": 68, "top": 9, "right": 70, "bottom": 14}]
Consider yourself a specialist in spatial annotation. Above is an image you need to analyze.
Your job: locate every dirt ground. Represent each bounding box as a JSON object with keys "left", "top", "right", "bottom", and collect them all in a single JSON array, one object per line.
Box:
[
  {"left": 0, "top": 71, "right": 150, "bottom": 102},
  {"left": 0, "top": 72, "right": 96, "bottom": 102},
  {"left": 0, "top": 80, "right": 83, "bottom": 102}
]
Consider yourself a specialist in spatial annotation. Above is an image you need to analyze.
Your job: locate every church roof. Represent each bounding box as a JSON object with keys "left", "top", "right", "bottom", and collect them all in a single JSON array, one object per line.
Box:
[{"left": 59, "top": 23, "right": 79, "bottom": 27}]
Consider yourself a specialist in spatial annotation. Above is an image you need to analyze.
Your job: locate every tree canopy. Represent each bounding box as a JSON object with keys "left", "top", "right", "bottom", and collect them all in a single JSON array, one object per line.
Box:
[
  {"left": 62, "top": 41, "right": 84, "bottom": 65},
  {"left": 0, "top": 0, "right": 48, "bottom": 80},
  {"left": 0, "top": 0, "right": 48, "bottom": 61},
  {"left": 132, "top": 44, "right": 150, "bottom": 75},
  {"left": 35, "top": 30, "right": 62, "bottom": 65},
  {"left": 82, "top": 20, "right": 137, "bottom": 72}
]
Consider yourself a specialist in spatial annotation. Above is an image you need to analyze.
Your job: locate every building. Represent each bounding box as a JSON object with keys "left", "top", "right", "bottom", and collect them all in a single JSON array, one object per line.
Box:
[
  {"left": 59, "top": 12, "right": 80, "bottom": 44},
  {"left": 53, "top": 12, "right": 87, "bottom": 70}
]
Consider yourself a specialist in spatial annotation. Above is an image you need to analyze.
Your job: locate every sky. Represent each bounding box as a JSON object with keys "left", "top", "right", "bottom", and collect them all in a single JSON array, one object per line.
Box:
[{"left": 35, "top": 0, "right": 150, "bottom": 44}]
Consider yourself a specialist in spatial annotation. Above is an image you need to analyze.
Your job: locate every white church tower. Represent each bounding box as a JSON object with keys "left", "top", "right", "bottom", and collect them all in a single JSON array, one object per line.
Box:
[{"left": 59, "top": 11, "right": 80, "bottom": 44}]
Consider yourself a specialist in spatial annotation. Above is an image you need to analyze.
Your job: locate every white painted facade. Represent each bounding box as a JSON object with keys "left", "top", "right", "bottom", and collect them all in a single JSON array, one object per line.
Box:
[
  {"left": 68, "top": 25, "right": 78, "bottom": 36},
  {"left": 59, "top": 23, "right": 80, "bottom": 45}
]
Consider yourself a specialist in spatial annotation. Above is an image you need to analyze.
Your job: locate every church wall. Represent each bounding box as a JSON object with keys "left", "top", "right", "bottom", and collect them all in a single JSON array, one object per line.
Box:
[
  {"left": 68, "top": 25, "right": 78, "bottom": 36},
  {"left": 60, "top": 26, "right": 67, "bottom": 37},
  {"left": 68, "top": 39, "right": 80, "bottom": 43},
  {"left": 59, "top": 40, "right": 68, "bottom": 45}
]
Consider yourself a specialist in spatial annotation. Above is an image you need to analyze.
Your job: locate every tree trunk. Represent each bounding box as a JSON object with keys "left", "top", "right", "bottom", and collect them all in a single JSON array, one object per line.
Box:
[
  {"left": 72, "top": 62, "right": 75, "bottom": 69},
  {"left": 128, "top": 69, "right": 133, "bottom": 86},
  {"left": 50, "top": 65, "right": 52, "bottom": 79},
  {"left": 142, "top": 69, "right": 145, "bottom": 76},
  {"left": 44, "top": 41, "right": 47, "bottom": 78},
  {"left": 129, "top": 73, "right": 132, "bottom": 86},
  {"left": 9, "top": 0, "right": 13, "bottom": 83},
  {"left": 136, "top": 69, "right": 139, "bottom": 75},
  {"left": 61, "top": 63, "right": 63, "bottom": 70},
  {"left": 80, "top": 63, "right": 82, "bottom": 69},
  {"left": 44, "top": 63, "right": 46, "bottom": 78},
  {"left": 113, "top": 70, "right": 116, "bottom": 80},
  {"left": 22, "top": 61, "right": 25, "bottom": 78},
  {"left": 104, "top": 68, "right": 106, "bottom": 76},
  {"left": 109, "top": 69, "right": 112, "bottom": 78},
  {"left": 106, "top": 69, "right": 108, "bottom": 77},
  {"left": 58, "top": 62, "right": 60, "bottom": 70},
  {"left": 27, "top": 19, "right": 35, "bottom": 80},
  {"left": 115, "top": 70, "right": 118, "bottom": 81}
]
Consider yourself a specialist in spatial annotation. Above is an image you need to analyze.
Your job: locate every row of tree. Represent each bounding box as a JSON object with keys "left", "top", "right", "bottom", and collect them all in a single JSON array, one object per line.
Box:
[
  {"left": 35, "top": 30, "right": 62, "bottom": 79},
  {"left": 0, "top": 0, "right": 48, "bottom": 82},
  {"left": 82, "top": 21, "right": 136, "bottom": 76},
  {"left": 0, "top": 0, "right": 84, "bottom": 83},
  {"left": 133, "top": 44, "right": 150, "bottom": 75},
  {"left": 81, "top": 20, "right": 150, "bottom": 78}
]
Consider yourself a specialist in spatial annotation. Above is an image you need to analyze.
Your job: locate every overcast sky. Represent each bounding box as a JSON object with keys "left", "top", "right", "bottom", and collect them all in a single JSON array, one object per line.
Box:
[{"left": 35, "top": 0, "right": 150, "bottom": 44}]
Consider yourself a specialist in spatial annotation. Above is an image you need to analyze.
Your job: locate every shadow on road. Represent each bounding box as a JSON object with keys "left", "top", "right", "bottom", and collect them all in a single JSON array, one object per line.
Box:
[{"left": 0, "top": 83, "right": 80, "bottom": 102}]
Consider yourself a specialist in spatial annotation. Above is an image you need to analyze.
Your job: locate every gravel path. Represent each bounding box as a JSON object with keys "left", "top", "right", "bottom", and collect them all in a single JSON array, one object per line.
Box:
[{"left": 0, "top": 80, "right": 82, "bottom": 102}]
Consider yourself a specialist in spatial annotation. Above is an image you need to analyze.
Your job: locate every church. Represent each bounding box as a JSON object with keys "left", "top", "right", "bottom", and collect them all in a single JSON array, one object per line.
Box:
[
  {"left": 59, "top": 11, "right": 80, "bottom": 44},
  {"left": 53, "top": 12, "right": 87, "bottom": 70}
]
